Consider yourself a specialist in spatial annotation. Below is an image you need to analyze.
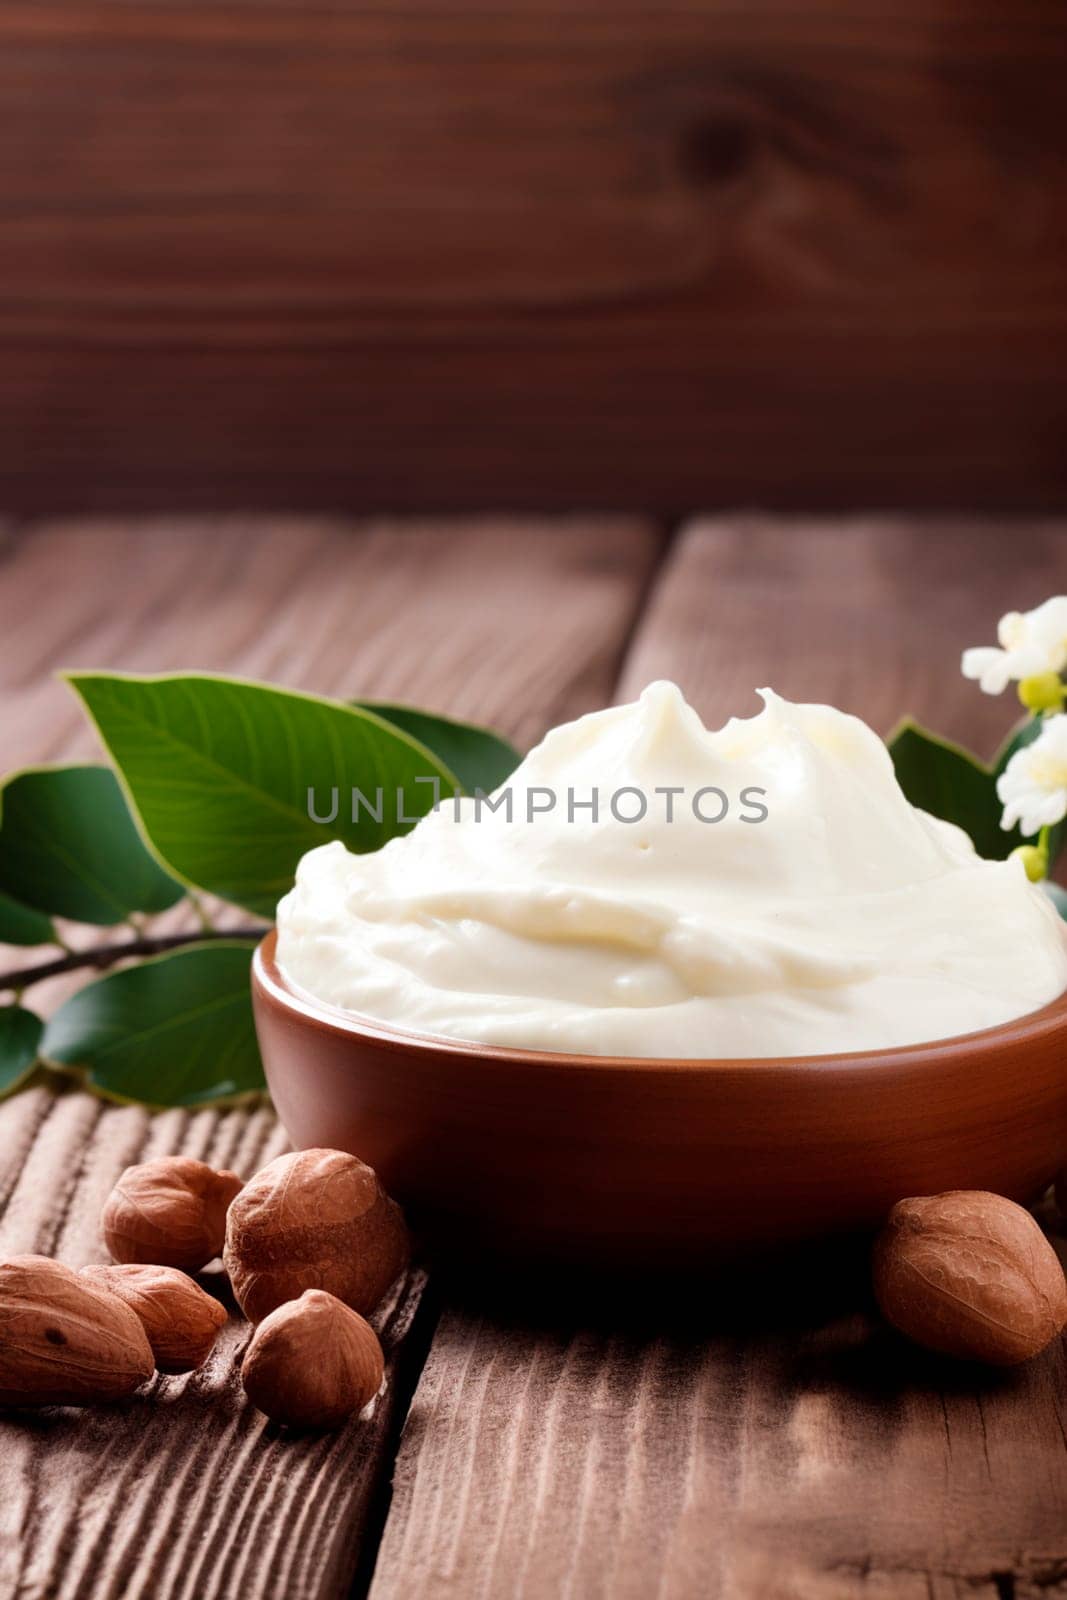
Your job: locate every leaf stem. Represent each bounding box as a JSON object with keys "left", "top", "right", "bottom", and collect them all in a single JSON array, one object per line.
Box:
[
  {"left": 1037, "top": 824, "right": 1052, "bottom": 876},
  {"left": 0, "top": 927, "right": 271, "bottom": 997}
]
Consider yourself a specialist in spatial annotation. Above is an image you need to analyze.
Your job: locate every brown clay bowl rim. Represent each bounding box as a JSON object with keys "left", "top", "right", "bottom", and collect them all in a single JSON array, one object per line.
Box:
[{"left": 253, "top": 930, "right": 1067, "bottom": 1077}]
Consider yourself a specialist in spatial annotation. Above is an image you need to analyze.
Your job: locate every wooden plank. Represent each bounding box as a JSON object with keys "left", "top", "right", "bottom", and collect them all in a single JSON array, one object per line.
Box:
[
  {"left": 371, "top": 517, "right": 1067, "bottom": 1600},
  {"left": 0, "top": 515, "right": 660, "bottom": 766},
  {"left": 618, "top": 515, "right": 1067, "bottom": 760},
  {"left": 2, "top": 5, "right": 1067, "bottom": 512},
  {"left": 0, "top": 515, "right": 663, "bottom": 1600},
  {"left": 374, "top": 1269, "right": 1067, "bottom": 1600}
]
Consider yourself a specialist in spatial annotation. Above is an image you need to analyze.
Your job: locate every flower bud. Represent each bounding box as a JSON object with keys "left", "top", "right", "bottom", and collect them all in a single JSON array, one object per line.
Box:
[
  {"left": 1010, "top": 844, "right": 1048, "bottom": 883},
  {"left": 1017, "top": 673, "right": 1065, "bottom": 714}
]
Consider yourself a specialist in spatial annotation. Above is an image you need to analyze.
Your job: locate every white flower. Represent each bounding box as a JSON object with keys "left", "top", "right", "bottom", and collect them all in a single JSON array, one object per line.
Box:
[
  {"left": 961, "top": 595, "right": 1067, "bottom": 694},
  {"left": 997, "top": 714, "right": 1067, "bottom": 836}
]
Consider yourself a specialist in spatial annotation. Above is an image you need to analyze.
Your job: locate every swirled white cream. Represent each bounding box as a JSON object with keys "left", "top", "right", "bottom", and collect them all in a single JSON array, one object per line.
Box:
[{"left": 276, "top": 683, "right": 1067, "bottom": 1057}]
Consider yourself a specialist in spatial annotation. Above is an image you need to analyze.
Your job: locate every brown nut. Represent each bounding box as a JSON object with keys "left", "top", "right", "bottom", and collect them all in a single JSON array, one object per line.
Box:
[
  {"left": 224, "top": 1149, "right": 409, "bottom": 1324},
  {"left": 241, "top": 1289, "right": 384, "bottom": 1430},
  {"left": 103, "top": 1156, "right": 243, "bottom": 1271},
  {"left": 81, "top": 1263, "right": 227, "bottom": 1374},
  {"left": 873, "top": 1190, "right": 1067, "bottom": 1366},
  {"left": 0, "top": 1254, "right": 155, "bottom": 1406},
  {"left": 1055, "top": 1169, "right": 1066, "bottom": 1224}
]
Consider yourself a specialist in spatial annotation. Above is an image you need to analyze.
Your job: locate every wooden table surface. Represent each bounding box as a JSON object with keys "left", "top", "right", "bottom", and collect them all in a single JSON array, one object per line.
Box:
[
  {"left": 5, "top": 3, "right": 1067, "bottom": 513},
  {"left": 1, "top": 515, "right": 1065, "bottom": 1599}
]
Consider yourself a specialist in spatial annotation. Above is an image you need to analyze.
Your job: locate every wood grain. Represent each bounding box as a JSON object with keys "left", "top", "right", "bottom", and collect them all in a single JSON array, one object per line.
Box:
[
  {"left": 0, "top": 515, "right": 660, "bottom": 767},
  {"left": 370, "top": 517, "right": 1067, "bottom": 1600},
  {"left": 0, "top": 1089, "right": 423, "bottom": 1600},
  {"left": 2, "top": 4, "right": 1067, "bottom": 510},
  {"left": 0, "top": 515, "right": 662, "bottom": 1600},
  {"left": 619, "top": 516, "right": 1067, "bottom": 761},
  {"left": 374, "top": 1276, "right": 1067, "bottom": 1600}
]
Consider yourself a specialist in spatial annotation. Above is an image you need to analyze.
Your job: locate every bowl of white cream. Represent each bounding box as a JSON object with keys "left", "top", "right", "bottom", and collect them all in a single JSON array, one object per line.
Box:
[{"left": 253, "top": 684, "right": 1067, "bottom": 1263}]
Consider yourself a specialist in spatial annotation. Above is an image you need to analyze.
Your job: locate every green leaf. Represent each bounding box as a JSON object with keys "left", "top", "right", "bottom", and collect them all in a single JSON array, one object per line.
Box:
[
  {"left": 0, "top": 766, "right": 183, "bottom": 926},
  {"left": 0, "top": 889, "right": 56, "bottom": 948},
  {"left": 42, "top": 942, "right": 263, "bottom": 1108},
  {"left": 1041, "top": 881, "right": 1067, "bottom": 922},
  {"left": 67, "top": 673, "right": 460, "bottom": 918},
  {"left": 0, "top": 1005, "right": 43, "bottom": 1097},
  {"left": 354, "top": 702, "right": 521, "bottom": 794},
  {"left": 887, "top": 720, "right": 1020, "bottom": 861}
]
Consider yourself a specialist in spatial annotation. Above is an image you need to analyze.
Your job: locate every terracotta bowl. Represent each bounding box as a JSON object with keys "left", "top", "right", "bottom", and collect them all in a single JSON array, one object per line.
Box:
[{"left": 252, "top": 931, "right": 1067, "bottom": 1267}]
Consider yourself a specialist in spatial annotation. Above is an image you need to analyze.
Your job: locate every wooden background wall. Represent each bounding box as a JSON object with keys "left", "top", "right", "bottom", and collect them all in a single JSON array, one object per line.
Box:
[{"left": 3, "top": 0, "right": 1067, "bottom": 513}]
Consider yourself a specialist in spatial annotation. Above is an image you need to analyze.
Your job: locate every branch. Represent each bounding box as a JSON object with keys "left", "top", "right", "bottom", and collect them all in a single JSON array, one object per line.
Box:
[{"left": 0, "top": 927, "right": 271, "bottom": 996}]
